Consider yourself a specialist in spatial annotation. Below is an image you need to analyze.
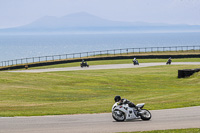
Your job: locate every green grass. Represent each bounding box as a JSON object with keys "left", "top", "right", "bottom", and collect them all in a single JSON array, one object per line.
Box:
[
  {"left": 0, "top": 58, "right": 200, "bottom": 116},
  {"left": 121, "top": 128, "right": 200, "bottom": 133}
]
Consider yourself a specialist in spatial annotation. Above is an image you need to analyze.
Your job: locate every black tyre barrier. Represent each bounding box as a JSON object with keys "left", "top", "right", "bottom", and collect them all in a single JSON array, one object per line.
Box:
[{"left": 178, "top": 68, "right": 200, "bottom": 78}]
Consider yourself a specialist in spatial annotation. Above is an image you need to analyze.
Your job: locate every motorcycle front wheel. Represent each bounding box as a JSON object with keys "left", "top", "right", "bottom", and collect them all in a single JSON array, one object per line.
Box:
[
  {"left": 140, "top": 109, "right": 151, "bottom": 120},
  {"left": 112, "top": 110, "right": 126, "bottom": 122}
]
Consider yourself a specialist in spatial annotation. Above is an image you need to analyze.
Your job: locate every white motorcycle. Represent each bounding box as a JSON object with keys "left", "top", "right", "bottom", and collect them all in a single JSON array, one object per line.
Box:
[{"left": 112, "top": 102, "right": 151, "bottom": 121}]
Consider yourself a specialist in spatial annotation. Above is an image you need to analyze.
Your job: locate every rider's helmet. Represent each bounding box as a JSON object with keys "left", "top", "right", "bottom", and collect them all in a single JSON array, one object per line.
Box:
[{"left": 114, "top": 95, "right": 121, "bottom": 102}]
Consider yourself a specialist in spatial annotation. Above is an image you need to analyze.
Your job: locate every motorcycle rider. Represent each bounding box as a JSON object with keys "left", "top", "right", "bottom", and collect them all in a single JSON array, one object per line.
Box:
[
  {"left": 81, "top": 59, "right": 88, "bottom": 65},
  {"left": 114, "top": 95, "right": 137, "bottom": 109},
  {"left": 166, "top": 57, "right": 172, "bottom": 65},
  {"left": 133, "top": 58, "right": 136, "bottom": 63},
  {"left": 168, "top": 57, "right": 172, "bottom": 62},
  {"left": 82, "top": 59, "right": 85, "bottom": 64},
  {"left": 133, "top": 58, "right": 139, "bottom": 65}
]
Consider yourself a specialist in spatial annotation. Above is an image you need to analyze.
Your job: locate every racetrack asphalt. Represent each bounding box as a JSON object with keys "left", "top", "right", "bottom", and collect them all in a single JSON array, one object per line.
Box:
[
  {"left": 1, "top": 106, "right": 200, "bottom": 133},
  {"left": 8, "top": 62, "right": 200, "bottom": 73},
  {"left": 2, "top": 62, "right": 200, "bottom": 132}
]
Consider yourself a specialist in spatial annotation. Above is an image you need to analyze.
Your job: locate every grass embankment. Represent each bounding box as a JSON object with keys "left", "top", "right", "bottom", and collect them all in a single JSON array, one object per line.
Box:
[
  {"left": 0, "top": 58, "right": 200, "bottom": 116},
  {"left": 121, "top": 128, "right": 200, "bottom": 133}
]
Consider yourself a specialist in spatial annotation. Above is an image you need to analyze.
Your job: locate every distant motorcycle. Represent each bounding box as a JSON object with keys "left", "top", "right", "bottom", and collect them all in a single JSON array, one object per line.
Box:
[
  {"left": 133, "top": 60, "right": 139, "bottom": 65},
  {"left": 112, "top": 102, "right": 151, "bottom": 122},
  {"left": 80, "top": 62, "right": 89, "bottom": 68},
  {"left": 166, "top": 59, "right": 172, "bottom": 65}
]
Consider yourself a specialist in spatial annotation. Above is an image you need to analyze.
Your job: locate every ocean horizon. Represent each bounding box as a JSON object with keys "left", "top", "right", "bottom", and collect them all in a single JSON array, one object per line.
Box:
[{"left": 0, "top": 32, "right": 200, "bottom": 62}]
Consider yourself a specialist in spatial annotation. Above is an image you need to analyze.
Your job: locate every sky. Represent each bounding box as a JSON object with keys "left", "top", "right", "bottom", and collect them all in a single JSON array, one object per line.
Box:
[{"left": 0, "top": 0, "right": 200, "bottom": 29}]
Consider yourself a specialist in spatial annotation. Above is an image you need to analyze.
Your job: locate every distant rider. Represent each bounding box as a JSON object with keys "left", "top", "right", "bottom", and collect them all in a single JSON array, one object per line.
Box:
[
  {"left": 133, "top": 58, "right": 139, "bottom": 65},
  {"left": 166, "top": 57, "right": 172, "bottom": 64},
  {"left": 114, "top": 95, "right": 137, "bottom": 108},
  {"left": 133, "top": 58, "right": 136, "bottom": 62},
  {"left": 82, "top": 59, "right": 85, "bottom": 64},
  {"left": 168, "top": 57, "right": 172, "bottom": 62}
]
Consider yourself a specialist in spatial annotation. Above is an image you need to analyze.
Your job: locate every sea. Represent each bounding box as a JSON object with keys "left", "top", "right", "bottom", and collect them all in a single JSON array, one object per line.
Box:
[{"left": 0, "top": 32, "right": 200, "bottom": 62}]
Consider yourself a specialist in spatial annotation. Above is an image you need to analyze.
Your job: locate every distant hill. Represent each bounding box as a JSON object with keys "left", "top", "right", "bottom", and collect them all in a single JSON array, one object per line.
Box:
[{"left": 1, "top": 12, "right": 200, "bottom": 34}]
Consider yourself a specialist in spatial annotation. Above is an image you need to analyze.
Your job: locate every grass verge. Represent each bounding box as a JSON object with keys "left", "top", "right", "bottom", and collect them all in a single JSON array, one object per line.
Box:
[{"left": 0, "top": 58, "right": 200, "bottom": 116}]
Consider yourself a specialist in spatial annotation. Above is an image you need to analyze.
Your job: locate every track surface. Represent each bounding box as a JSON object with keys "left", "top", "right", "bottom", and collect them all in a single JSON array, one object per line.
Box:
[
  {"left": 9, "top": 62, "right": 200, "bottom": 73},
  {"left": 1, "top": 106, "right": 200, "bottom": 133},
  {"left": 3, "top": 62, "right": 200, "bottom": 132}
]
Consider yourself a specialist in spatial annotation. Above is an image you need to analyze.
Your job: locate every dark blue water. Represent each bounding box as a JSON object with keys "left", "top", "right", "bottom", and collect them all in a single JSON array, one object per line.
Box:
[{"left": 0, "top": 32, "right": 200, "bottom": 61}]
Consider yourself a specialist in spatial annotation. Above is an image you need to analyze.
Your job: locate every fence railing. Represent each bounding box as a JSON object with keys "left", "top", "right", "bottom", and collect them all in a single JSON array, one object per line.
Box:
[{"left": 1, "top": 45, "right": 200, "bottom": 67}]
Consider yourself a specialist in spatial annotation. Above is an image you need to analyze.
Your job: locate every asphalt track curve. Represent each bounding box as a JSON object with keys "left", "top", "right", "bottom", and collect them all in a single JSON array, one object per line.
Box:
[
  {"left": 1, "top": 106, "right": 200, "bottom": 133},
  {"left": 2, "top": 62, "right": 200, "bottom": 132},
  {"left": 8, "top": 62, "right": 200, "bottom": 73}
]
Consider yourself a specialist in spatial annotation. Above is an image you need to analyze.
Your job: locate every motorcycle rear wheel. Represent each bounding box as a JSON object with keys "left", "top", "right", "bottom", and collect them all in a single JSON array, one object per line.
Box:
[{"left": 112, "top": 110, "right": 126, "bottom": 122}]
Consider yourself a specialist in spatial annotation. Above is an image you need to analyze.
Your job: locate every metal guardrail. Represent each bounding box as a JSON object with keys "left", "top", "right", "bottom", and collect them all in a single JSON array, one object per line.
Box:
[{"left": 1, "top": 45, "right": 200, "bottom": 67}]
